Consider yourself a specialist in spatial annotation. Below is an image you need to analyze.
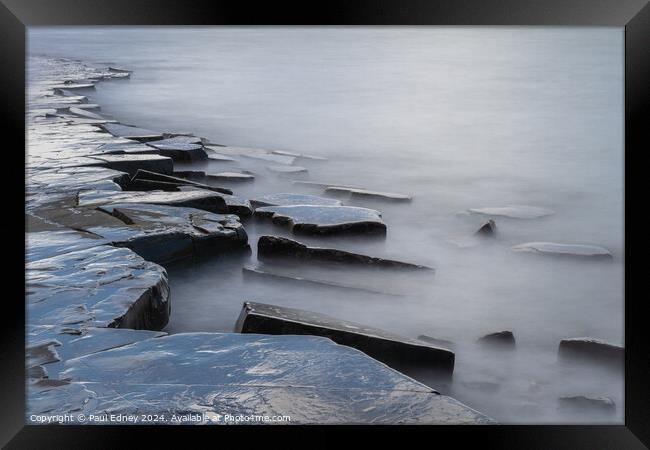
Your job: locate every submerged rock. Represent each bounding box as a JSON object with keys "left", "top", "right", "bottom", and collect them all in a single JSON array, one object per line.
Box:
[
  {"left": 130, "top": 169, "right": 232, "bottom": 195},
  {"left": 27, "top": 245, "right": 170, "bottom": 330},
  {"left": 466, "top": 205, "right": 554, "bottom": 219},
  {"left": 235, "top": 302, "right": 455, "bottom": 379},
  {"left": 29, "top": 333, "right": 493, "bottom": 424},
  {"left": 242, "top": 266, "right": 399, "bottom": 296},
  {"left": 271, "top": 150, "right": 327, "bottom": 161},
  {"left": 558, "top": 338, "right": 623, "bottom": 367},
  {"left": 478, "top": 331, "right": 516, "bottom": 350},
  {"left": 257, "top": 235, "right": 431, "bottom": 270},
  {"left": 267, "top": 165, "right": 308, "bottom": 174},
  {"left": 100, "top": 123, "right": 164, "bottom": 142},
  {"left": 325, "top": 187, "right": 412, "bottom": 203},
  {"left": 68, "top": 107, "right": 113, "bottom": 122},
  {"left": 250, "top": 193, "right": 341, "bottom": 208},
  {"left": 206, "top": 172, "right": 255, "bottom": 182},
  {"left": 512, "top": 242, "right": 612, "bottom": 258},
  {"left": 558, "top": 395, "right": 616, "bottom": 414},
  {"left": 475, "top": 219, "right": 497, "bottom": 237},
  {"left": 254, "top": 205, "right": 386, "bottom": 236},
  {"left": 87, "top": 154, "right": 174, "bottom": 176},
  {"left": 216, "top": 146, "right": 296, "bottom": 165},
  {"left": 147, "top": 136, "right": 207, "bottom": 161}
]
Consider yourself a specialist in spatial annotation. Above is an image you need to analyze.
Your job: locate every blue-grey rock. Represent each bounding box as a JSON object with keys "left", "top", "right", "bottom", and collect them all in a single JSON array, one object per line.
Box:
[
  {"left": 250, "top": 193, "right": 341, "bottom": 208},
  {"left": 100, "top": 123, "right": 164, "bottom": 142},
  {"left": 512, "top": 242, "right": 612, "bottom": 258},
  {"left": 325, "top": 187, "right": 412, "bottom": 203}
]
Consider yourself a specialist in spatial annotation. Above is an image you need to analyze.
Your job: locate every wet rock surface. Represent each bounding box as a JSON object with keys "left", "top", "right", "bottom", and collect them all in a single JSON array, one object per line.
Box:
[
  {"left": 512, "top": 242, "right": 612, "bottom": 258},
  {"left": 30, "top": 333, "right": 492, "bottom": 424},
  {"left": 475, "top": 219, "right": 497, "bottom": 237},
  {"left": 325, "top": 186, "right": 412, "bottom": 202},
  {"left": 558, "top": 395, "right": 616, "bottom": 414},
  {"left": 558, "top": 338, "right": 623, "bottom": 368},
  {"left": 235, "top": 302, "right": 455, "bottom": 379},
  {"left": 266, "top": 165, "right": 308, "bottom": 174},
  {"left": 147, "top": 136, "right": 208, "bottom": 161},
  {"left": 100, "top": 123, "right": 164, "bottom": 142},
  {"left": 206, "top": 172, "right": 255, "bottom": 182},
  {"left": 250, "top": 193, "right": 341, "bottom": 208},
  {"left": 418, "top": 335, "right": 455, "bottom": 350},
  {"left": 254, "top": 205, "right": 386, "bottom": 235},
  {"left": 257, "top": 235, "right": 431, "bottom": 270},
  {"left": 130, "top": 169, "right": 232, "bottom": 195}
]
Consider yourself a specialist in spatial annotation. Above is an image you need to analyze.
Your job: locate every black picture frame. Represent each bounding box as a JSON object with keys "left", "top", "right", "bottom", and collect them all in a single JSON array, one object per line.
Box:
[{"left": 2, "top": 0, "right": 648, "bottom": 447}]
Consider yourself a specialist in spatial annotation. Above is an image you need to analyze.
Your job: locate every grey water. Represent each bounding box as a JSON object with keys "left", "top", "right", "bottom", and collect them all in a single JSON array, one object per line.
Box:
[{"left": 28, "top": 27, "right": 624, "bottom": 424}]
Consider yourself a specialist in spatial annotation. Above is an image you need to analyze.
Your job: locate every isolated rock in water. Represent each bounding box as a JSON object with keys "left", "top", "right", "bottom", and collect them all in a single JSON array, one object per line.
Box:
[
  {"left": 242, "top": 266, "right": 398, "bottom": 296},
  {"left": 90, "top": 203, "right": 248, "bottom": 264},
  {"left": 293, "top": 180, "right": 362, "bottom": 189},
  {"left": 558, "top": 396, "right": 616, "bottom": 413},
  {"left": 478, "top": 331, "right": 515, "bottom": 349},
  {"left": 475, "top": 219, "right": 497, "bottom": 237},
  {"left": 271, "top": 150, "right": 327, "bottom": 161},
  {"left": 512, "top": 242, "right": 612, "bottom": 258},
  {"left": 147, "top": 136, "right": 207, "bottom": 161},
  {"left": 27, "top": 245, "right": 170, "bottom": 330},
  {"left": 130, "top": 169, "right": 232, "bottom": 195},
  {"left": 51, "top": 83, "right": 95, "bottom": 90},
  {"left": 206, "top": 172, "right": 255, "bottom": 182},
  {"left": 325, "top": 187, "right": 412, "bottom": 203},
  {"left": 235, "top": 302, "right": 455, "bottom": 379},
  {"left": 558, "top": 338, "right": 623, "bottom": 367},
  {"left": 36, "top": 333, "right": 492, "bottom": 424},
  {"left": 27, "top": 325, "right": 165, "bottom": 379},
  {"left": 257, "top": 235, "right": 431, "bottom": 270},
  {"left": 254, "top": 205, "right": 386, "bottom": 236},
  {"left": 267, "top": 165, "right": 308, "bottom": 174},
  {"left": 250, "top": 193, "right": 342, "bottom": 208},
  {"left": 87, "top": 154, "right": 174, "bottom": 176},
  {"left": 108, "top": 66, "right": 132, "bottom": 73},
  {"left": 100, "top": 123, "right": 164, "bottom": 142},
  {"left": 78, "top": 189, "right": 229, "bottom": 214},
  {"left": 417, "top": 335, "right": 455, "bottom": 349},
  {"left": 467, "top": 205, "right": 554, "bottom": 219}
]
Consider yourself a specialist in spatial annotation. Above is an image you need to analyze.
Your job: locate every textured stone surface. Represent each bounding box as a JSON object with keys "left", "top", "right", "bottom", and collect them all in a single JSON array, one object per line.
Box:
[
  {"left": 257, "top": 235, "right": 431, "bottom": 269},
  {"left": 512, "top": 242, "right": 612, "bottom": 258},
  {"left": 254, "top": 205, "right": 386, "bottom": 235},
  {"left": 100, "top": 123, "right": 164, "bottom": 141},
  {"left": 130, "top": 169, "right": 232, "bottom": 195},
  {"left": 147, "top": 136, "right": 207, "bottom": 161},
  {"left": 250, "top": 193, "right": 341, "bottom": 208},
  {"left": 236, "top": 302, "right": 455, "bottom": 378},
  {"left": 27, "top": 333, "right": 491, "bottom": 424}
]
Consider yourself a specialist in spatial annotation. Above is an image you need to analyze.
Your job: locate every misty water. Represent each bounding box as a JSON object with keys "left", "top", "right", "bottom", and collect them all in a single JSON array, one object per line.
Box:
[{"left": 28, "top": 27, "right": 624, "bottom": 424}]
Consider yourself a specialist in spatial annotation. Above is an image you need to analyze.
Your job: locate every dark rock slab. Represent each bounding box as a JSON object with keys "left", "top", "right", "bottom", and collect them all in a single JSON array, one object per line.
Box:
[
  {"left": 250, "top": 193, "right": 341, "bottom": 208},
  {"left": 37, "top": 333, "right": 491, "bottom": 424},
  {"left": 52, "top": 83, "right": 95, "bottom": 90},
  {"left": 90, "top": 203, "right": 248, "bottom": 264},
  {"left": 478, "top": 331, "right": 515, "bottom": 350},
  {"left": 87, "top": 154, "right": 174, "bottom": 176},
  {"left": 417, "top": 335, "right": 455, "bottom": 350},
  {"left": 131, "top": 169, "right": 232, "bottom": 195},
  {"left": 257, "top": 235, "right": 431, "bottom": 270},
  {"left": 558, "top": 338, "right": 623, "bottom": 367},
  {"left": 78, "top": 189, "right": 229, "bottom": 214},
  {"left": 466, "top": 205, "right": 554, "bottom": 219},
  {"left": 94, "top": 141, "right": 160, "bottom": 155},
  {"left": 512, "top": 242, "right": 612, "bottom": 259},
  {"left": 235, "top": 302, "right": 455, "bottom": 378},
  {"left": 254, "top": 205, "right": 386, "bottom": 236},
  {"left": 475, "top": 219, "right": 497, "bottom": 237},
  {"left": 108, "top": 67, "right": 132, "bottom": 73},
  {"left": 326, "top": 187, "right": 412, "bottom": 203},
  {"left": 26, "top": 230, "right": 108, "bottom": 262},
  {"left": 242, "top": 266, "right": 399, "bottom": 296},
  {"left": 173, "top": 170, "right": 206, "bottom": 180},
  {"left": 147, "top": 137, "right": 207, "bottom": 162},
  {"left": 27, "top": 245, "right": 170, "bottom": 330},
  {"left": 558, "top": 395, "right": 616, "bottom": 414},
  {"left": 100, "top": 123, "right": 164, "bottom": 142},
  {"left": 216, "top": 146, "right": 295, "bottom": 164}
]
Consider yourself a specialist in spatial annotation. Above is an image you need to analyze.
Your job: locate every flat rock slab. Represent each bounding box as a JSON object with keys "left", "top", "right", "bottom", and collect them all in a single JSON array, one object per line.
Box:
[
  {"left": 27, "top": 326, "right": 166, "bottom": 379},
  {"left": 271, "top": 150, "right": 327, "bottom": 161},
  {"left": 29, "top": 333, "right": 490, "bottom": 424},
  {"left": 267, "top": 165, "right": 308, "bottom": 174},
  {"left": 87, "top": 154, "right": 174, "bottom": 176},
  {"left": 68, "top": 107, "right": 111, "bottom": 121},
  {"left": 558, "top": 396, "right": 616, "bottom": 414},
  {"left": 26, "top": 230, "right": 108, "bottom": 262},
  {"left": 89, "top": 203, "right": 248, "bottom": 264},
  {"left": 78, "top": 189, "right": 229, "bottom": 214},
  {"left": 206, "top": 172, "right": 255, "bottom": 182},
  {"left": 250, "top": 193, "right": 342, "bottom": 208},
  {"left": 216, "top": 146, "right": 296, "bottom": 165},
  {"left": 235, "top": 302, "right": 455, "bottom": 378},
  {"left": 147, "top": 137, "right": 207, "bottom": 162},
  {"left": 255, "top": 205, "right": 386, "bottom": 235},
  {"left": 326, "top": 187, "right": 412, "bottom": 202},
  {"left": 100, "top": 123, "right": 164, "bottom": 142},
  {"left": 466, "top": 205, "right": 554, "bottom": 219},
  {"left": 257, "top": 235, "right": 431, "bottom": 270},
  {"left": 27, "top": 245, "right": 170, "bottom": 330},
  {"left": 558, "top": 338, "right": 623, "bottom": 367},
  {"left": 512, "top": 242, "right": 612, "bottom": 258},
  {"left": 417, "top": 335, "right": 455, "bottom": 350},
  {"left": 131, "top": 169, "right": 232, "bottom": 195},
  {"left": 242, "top": 266, "right": 399, "bottom": 296}
]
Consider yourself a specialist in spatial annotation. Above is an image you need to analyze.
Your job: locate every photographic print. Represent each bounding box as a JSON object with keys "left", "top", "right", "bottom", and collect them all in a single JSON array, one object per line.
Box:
[{"left": 25, "top": 26, "right": 624, "bottom": 426}]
